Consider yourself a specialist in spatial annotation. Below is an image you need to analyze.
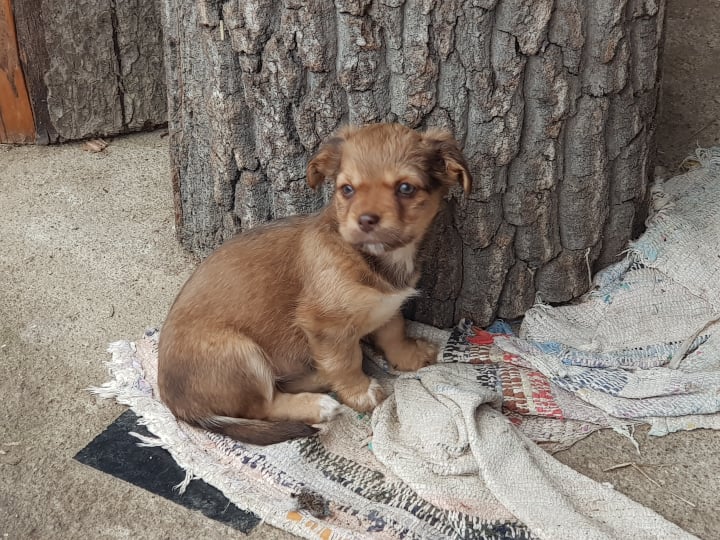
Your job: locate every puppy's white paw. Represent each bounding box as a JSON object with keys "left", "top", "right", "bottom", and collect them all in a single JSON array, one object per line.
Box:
[
  {"left": 339, "top": 377, "right": 386, "bottom": 412},
  {"left": 317, "top": 395, "right": 342, "bottom": 422}
]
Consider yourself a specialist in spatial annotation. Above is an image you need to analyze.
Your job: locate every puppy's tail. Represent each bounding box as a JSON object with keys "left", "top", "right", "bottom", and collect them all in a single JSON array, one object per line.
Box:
[{"left": 198, "top": 416, "right": 318, "bottom": 446}]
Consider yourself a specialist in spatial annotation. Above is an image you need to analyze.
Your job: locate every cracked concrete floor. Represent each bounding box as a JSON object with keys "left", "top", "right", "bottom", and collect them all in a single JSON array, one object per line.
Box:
[{"left": 2, "top": 1, "right": 720, "bottom": 538}]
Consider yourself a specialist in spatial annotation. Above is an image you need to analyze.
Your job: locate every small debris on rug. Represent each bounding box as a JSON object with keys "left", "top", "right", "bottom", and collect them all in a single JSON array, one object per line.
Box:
[{"left": 293, "top": 489, "right": 331, "bottom": 518}]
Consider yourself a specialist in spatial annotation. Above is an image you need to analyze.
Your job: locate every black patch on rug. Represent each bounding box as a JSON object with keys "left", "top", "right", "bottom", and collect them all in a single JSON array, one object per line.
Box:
[{"left": 75, "top": 410, "right": 260, "bottom": 533}]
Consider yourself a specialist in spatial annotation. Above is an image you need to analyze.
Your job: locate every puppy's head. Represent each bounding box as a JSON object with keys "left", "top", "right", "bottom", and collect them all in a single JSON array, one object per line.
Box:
[{"left": 307, "top": 124, "right": 472, "bottom": 255}]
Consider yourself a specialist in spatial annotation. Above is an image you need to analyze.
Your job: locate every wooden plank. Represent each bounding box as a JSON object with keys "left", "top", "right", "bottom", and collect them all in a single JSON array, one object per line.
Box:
[
  {"left": 12, "top": 0, "right": 166, "bottom": 143},
  {"left": 11, "top": 0, "right": 55, "bottom": 144},
  {"left": 0, "top": 0, "right": 34, "bottom": 143}
]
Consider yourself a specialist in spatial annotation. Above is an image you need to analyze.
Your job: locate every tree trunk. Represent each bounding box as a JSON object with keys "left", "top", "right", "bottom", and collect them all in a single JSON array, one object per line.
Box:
[
  {"left": 11, "top": 0, "right": 167, "bottom": 143},
  {"left": 164, "top": 0, "right": 666, "bottom": 328}
]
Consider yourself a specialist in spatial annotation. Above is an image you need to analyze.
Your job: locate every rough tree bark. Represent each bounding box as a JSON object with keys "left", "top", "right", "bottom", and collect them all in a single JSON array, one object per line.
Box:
[
  {"left": 164, "top": 0, "right": 666, "bottom": 328},
  {"left": 12, "top": 0, "right": 167, "bottom": 143}
]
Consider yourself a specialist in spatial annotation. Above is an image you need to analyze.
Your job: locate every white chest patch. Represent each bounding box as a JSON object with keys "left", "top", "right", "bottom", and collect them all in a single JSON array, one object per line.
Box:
[
  {"left": 362, "top": 243, "right": 386, "bottom": 256},
  {"left": 386, "top": 243, "right": 416, "bottom": 276},
  {"left": 364, "top": 287, "right": 417, "bottom": 334}
]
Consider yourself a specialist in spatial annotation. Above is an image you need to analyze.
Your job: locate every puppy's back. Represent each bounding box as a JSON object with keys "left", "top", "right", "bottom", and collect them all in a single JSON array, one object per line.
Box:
[
  {"left": 167, "top": 215, "right": 309, "bottom": 332},
  {"left": 158, "top": 215, "right": 314, "bottom": 419}
]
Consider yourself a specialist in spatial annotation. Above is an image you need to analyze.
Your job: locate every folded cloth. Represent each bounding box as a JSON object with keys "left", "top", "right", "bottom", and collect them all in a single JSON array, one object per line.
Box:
[{"left": 372, "top": 363, "right": 695, "bottom": 540}]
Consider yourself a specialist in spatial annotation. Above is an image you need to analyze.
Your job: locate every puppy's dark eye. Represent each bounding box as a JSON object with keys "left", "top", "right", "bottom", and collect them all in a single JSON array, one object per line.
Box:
[
  {"left": 340, "top": 184, "right": 355, "bottom": 198},
  {"left": 397, "top": 182, "right": 416, "bottom": 197}
]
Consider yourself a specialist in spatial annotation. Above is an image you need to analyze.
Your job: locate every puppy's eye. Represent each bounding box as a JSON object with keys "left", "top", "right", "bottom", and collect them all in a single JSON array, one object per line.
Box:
[
  {"left": 397, "top": 182, "right": 417, "bottom": 197},
  {"left": 340, "top": 184, "right": 355, "bottom": 198}
]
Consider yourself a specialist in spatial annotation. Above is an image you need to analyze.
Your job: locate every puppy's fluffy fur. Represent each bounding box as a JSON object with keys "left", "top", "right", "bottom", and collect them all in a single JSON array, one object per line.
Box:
[{"left": 158, "top": 123, "right": 472, "bottom": 445}]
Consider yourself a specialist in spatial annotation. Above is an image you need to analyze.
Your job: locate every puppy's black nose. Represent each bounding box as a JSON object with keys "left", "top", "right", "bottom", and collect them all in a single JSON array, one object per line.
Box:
[{"left": 358, "top": 213, "right": 380, "bottom": 232}]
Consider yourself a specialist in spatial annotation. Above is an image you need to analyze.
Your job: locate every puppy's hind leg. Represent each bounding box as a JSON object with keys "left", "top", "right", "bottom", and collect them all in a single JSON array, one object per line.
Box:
[
  {"left": 265, "top": 391, "right": 342, "bottom": 425},
  {"left": 228, "top": 336, "right": 341, "bottom": 424},
  {"left": 196, "top": 334, "right": 337, "bottom": 445}
]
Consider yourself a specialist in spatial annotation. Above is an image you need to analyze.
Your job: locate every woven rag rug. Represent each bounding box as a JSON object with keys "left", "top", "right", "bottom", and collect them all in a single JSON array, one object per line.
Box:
[
  {"left": 95, "top": 326, "right": 691, "bottom": 540},
  {"left": 92, "top": 149, "right": 720, "bottom": 540}
]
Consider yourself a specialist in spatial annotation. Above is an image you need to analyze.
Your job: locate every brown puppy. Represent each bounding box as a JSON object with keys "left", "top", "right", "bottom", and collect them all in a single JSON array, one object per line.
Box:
[{"left": 158, "top": 123, "right": 472, "bottom": 445}]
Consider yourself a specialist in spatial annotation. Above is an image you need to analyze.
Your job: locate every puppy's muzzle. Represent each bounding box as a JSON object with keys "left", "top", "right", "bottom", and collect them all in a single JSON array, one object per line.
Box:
[{"left": 358, "top": 213, "right": 380, "bottom": 233}]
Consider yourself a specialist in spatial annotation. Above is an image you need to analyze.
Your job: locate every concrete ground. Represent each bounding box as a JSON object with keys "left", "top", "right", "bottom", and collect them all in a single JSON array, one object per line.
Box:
[{"left": 1, "top": 2, "right": 719, "bottom": 538}]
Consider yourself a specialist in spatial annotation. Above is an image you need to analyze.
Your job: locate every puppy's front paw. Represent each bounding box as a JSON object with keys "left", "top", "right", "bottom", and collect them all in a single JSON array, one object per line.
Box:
[
  {"left": 388, "top": 338, "right": 438, "bottom": 371},
  {"left": 414, "top": 338, "right": 439, "bottom": 367},
  {"left": 340, "top": 378, "right": 386, "bottom": 413}
]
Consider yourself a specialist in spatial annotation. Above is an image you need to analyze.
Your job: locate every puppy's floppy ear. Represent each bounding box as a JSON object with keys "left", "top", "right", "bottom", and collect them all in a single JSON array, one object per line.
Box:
[
  {"left": 307, "top": 125, "right": 360, "bottom": 189},
  {"left": 423, "top": 128, "right": 473, "bottom": 195},
  {"left": 307, "top": 137, "right": 343, "bottom": 189}
]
